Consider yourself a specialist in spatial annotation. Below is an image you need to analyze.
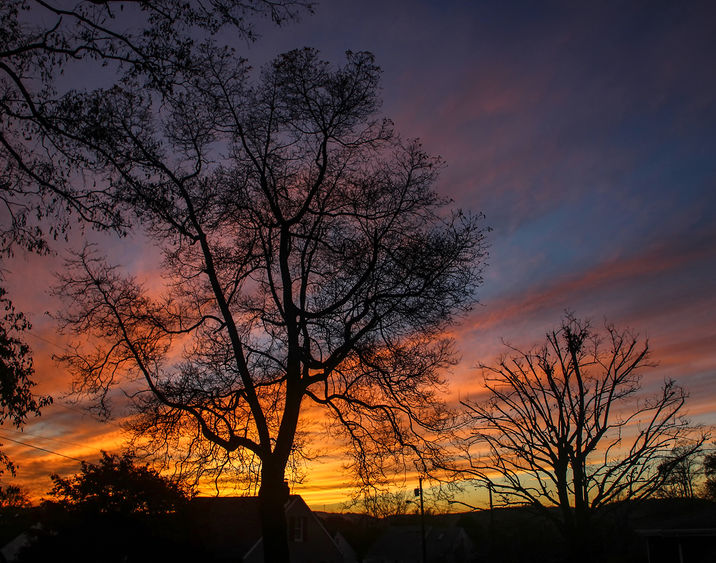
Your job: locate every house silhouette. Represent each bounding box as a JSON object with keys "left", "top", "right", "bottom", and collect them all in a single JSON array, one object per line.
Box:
[{"left": 189, "top": 495, "right": 354, "bottom": 562}]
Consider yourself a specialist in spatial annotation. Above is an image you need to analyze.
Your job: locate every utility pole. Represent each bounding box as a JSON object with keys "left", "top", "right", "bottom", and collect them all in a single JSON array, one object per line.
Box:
[
  {"left": 488, "top": 481, "right": 494, "bottom": 523},
  {"left": 488, "top": 481, "right": 494, "bottom": 557},
  {"left": 414, "top": 477, "right": 426, "bottom": 563}
]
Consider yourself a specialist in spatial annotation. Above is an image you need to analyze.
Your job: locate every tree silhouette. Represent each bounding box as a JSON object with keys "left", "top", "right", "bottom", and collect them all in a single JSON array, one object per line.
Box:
[
  {"left": 49, "top": 451, "right": 191, "bottom": 515},
  {"left": 52, "top": 48, "right": 487, "bottom": 561},
  {"left": 351, "top": 488, "right": 411, "bottom": 519},
  {"left": 0, "top": 482, "right": 30, "bottom": 508},
  {"left": 18, "top": 452, "right": 196, "bottom": 563},
  {"left": 703, "top": 450, "right": 716, "bottom": 500},
  {"left": 656, "top": 443, "right": 704, "bottom": 499},
  {"left": 459, "top": 314, "right": 700, "bottom": 559},
  {"left": 0, "top": 287, "right": 51, "bottom": 475}
]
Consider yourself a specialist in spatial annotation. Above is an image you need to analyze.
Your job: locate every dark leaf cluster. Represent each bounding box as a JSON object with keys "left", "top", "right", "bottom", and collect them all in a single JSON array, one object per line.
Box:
[
  {"left": 0, "top": 287, "right": 50, "bottom": 475},
  {"left": 49, "top": 450, "right": 191, "bottom": 516}
]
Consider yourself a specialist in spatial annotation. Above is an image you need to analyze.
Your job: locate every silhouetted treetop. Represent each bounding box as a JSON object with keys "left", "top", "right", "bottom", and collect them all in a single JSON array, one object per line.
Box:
[{"left": 49, "top": 451, "right": 190, "bottom": 516}]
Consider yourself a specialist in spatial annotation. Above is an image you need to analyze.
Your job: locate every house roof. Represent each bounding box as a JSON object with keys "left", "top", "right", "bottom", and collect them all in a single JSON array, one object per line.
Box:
[
  {"left": 188, "top": 497, "right": 255, "bottom": 559},
  {"left": 188, "top": 495, "right": 322, "bottom": 560}
]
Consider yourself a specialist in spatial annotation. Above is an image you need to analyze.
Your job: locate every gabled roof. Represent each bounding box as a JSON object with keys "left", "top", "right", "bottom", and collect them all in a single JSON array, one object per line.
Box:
[
  {"left": 188, "top": 495, "right": 338, "bottom": 561},
  {"left": 189, "top": 496, "right": 264, "bottom": 559}
]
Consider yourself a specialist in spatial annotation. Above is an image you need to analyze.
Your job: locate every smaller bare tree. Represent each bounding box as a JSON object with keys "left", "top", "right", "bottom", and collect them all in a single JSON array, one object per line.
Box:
[
  {"left": 459, "top": 314, "right": 702, "bottom": 557},
  {"left": 656, "top": 443, "right": 704, "bottom": 499},
  {"left": 350, "top": 488, "right": 411, "bottom": 519},
  {"left": 703, "top": 450, "right": 716, "bottom": 501}
]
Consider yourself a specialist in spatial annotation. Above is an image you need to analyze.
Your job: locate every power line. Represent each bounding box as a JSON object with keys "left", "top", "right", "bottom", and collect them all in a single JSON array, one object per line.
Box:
[
  {"left": 0, "top": 432, "right": 84, "bottom": 463},
  {"left": 22, "top": 329, "right": 70, "bottom": 352},
  {"left": 0, "top": 426, "right": 92, "bottom": 451}
]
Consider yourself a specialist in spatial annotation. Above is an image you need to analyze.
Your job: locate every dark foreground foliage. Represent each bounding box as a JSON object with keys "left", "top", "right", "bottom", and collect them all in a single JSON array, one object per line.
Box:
[
  {"left": 48, "top": 451, "right": 190, "bottom": 516},
  {"left": 16, "top": 506, "right": 202, "bottom": 563}
]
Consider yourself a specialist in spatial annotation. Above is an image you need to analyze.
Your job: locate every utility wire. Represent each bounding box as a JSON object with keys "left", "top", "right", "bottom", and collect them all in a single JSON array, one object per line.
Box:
[
  {"left": 0, "top": 432, "right": 84, "bottom": 463},
  {"left": 0, "top": 426, "right": 93, "bottom": 451},
  {"left": 23, "top": 329, "right": 70, "bottom": 352}
]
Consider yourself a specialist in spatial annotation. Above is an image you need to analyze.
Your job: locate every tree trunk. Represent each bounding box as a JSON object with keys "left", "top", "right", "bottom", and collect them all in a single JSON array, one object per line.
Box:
[
  {"left": 554, "top": 458, "right": 574, "bottom": 535},
  {"left": 570, "top": 458, "right": 594, "bottom": 561},
  {"left": 258, "top": 462, "right": 291, "bottom": 563}
]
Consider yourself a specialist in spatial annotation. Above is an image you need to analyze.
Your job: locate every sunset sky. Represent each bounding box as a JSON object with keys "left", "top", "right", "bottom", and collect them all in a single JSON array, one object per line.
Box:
[{"left": 2, "top": 0, "right": 715, "bottom": 510}]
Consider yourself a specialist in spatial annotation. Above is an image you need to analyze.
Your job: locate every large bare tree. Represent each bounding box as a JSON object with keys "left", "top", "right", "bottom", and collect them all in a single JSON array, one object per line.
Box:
[
  {"left": 656, "top": 443, "right": 704, "bottom": 499},
  {"left": 52, "top": 48, "right": 487, "bottom": 561},
  {"left": 460, "top": 314, "right": 701, "bottom": 558}
]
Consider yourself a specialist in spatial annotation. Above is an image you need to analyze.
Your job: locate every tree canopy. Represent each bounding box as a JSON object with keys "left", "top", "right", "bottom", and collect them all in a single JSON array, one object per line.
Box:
[
  {"left": 0, "top": 482, "right": 30, "bottom": 508},
  {"left": 49, "top": 451, "right": 190, "bottom": 515},
  {"left": 0, "top": 287, "right": 50, "bottom": 475},
  {"left": 656, "top": 443, "right": 704, "bottom": 499},
  {"left": 17, "top": 452, "right": 197, "bottom": 563},
  {"left": 704, "top": 450, "right": 716, "bottom": 500}
]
